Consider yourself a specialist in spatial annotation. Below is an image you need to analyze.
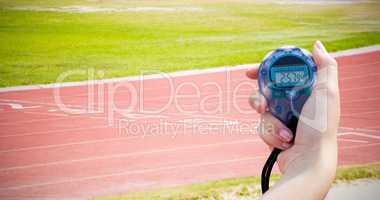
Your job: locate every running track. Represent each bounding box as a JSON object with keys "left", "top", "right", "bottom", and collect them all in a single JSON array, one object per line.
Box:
[{"left": 0, "top": 48, "right": 380, "bottom": 200}]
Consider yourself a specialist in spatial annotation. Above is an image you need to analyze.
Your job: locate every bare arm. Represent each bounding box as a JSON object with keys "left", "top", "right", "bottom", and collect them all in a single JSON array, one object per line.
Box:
[{"left": 248, "top": 41, "right": 340, "bottom": 200}]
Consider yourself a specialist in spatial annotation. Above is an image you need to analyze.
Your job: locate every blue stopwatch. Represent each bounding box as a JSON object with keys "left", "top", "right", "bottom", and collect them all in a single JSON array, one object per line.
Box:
[
  {"left": 258, "top": 46, "right": 317, "bottom": 132},
  {"left": 258, "top": 46, "right": 317, "bottom": 193}
]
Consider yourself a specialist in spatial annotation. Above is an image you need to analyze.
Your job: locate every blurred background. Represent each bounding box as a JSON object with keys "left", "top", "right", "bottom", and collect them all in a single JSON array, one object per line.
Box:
[
  {"left": 0, "top": 0, "right": 379, "bottom": 86},
  {"left": 0, "top": 1, "right": 380, "bottom": 200}
]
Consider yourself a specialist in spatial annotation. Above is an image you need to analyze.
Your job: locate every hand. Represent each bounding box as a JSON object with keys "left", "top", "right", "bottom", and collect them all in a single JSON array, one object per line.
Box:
[{"left": 247, "top": 41, "right": 340, "bottom": 199}]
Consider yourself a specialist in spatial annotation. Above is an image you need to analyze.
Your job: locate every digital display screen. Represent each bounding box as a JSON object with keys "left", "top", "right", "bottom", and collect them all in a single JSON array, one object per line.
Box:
[{"left": 270, "top": 65, "right": 309, "bottom": 87}]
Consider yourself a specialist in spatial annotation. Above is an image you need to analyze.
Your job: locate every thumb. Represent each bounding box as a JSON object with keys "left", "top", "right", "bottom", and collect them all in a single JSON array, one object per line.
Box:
[
  {"left": 312, "top": 41, "right": 339, "bottom": 89},
  {"left": 299, "top": 41, "right": 340, "bottom": 138},
  {"left": 312, "top": 40, "right": 337, "bottom": 70}
]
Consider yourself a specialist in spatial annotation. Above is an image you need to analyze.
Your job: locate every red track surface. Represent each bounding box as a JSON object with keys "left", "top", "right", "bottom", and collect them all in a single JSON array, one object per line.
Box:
[{"left": 0, "top": 50, "right": 380, "bottom": 200}]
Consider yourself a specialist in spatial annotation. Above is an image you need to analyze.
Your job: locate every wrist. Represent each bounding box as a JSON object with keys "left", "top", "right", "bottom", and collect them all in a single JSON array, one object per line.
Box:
[{"left": 281, "top": 140, "right": 337, "bottom": 196}]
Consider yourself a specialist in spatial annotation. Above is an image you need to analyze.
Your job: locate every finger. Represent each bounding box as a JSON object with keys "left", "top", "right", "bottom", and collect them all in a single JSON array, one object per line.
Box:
[
  {"left": 246, "top": 64, "right": 260, "bottom": 80},
  {"left": 304, "top": 41, "right": 340, "bottom": 138},
  {"left": 249, "top": 89, "right": 267, "bottom": 113},
  {"left": 312, "top": 40, "right": 339, "bottom": 91},
  {"left": 258, "top": 112, "right": 294, "bottom": 150},
  {"left": 312, "top": 40, "right": 337, "bottom": 70}
]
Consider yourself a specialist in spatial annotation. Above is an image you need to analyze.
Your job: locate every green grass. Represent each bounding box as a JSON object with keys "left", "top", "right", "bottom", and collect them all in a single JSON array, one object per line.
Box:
[
  {"left": 0, "top": 0, "right": 380, "bottom": 87},
  {"left": 92, "top": 163, "right": 380, "bottom": 200},
  {"left": 336, "top": 163, "right": 380, "bottom": 182}
]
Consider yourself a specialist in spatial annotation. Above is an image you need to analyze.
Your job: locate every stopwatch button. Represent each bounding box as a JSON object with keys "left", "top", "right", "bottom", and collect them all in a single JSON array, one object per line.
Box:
[{"left": 287, "top": 90, "right": 298, "bottom": 100}]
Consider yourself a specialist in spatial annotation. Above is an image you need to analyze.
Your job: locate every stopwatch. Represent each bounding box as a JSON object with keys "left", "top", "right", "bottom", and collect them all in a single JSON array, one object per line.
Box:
[{"left": 258, "top": 46, "right": 317, "bottom": 193}]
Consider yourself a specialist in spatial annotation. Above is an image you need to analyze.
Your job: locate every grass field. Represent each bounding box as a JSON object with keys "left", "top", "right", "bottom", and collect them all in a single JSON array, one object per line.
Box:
[
  {"left": 92, "top": 163, "right": 380, "bottom": 200},
  {"left": 0, "top": 0, "right": 379, "bottom": 87}
]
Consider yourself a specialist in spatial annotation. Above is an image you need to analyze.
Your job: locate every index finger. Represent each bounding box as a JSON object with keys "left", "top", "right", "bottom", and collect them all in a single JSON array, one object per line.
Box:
[{"left": 246, "top": 65, "right": 260, "bottom": 80}]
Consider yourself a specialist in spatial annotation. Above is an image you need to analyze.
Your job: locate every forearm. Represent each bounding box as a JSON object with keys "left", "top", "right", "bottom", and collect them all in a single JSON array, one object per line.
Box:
[{"left": 261, "top": 139, "right": 337, "bottom": 200}]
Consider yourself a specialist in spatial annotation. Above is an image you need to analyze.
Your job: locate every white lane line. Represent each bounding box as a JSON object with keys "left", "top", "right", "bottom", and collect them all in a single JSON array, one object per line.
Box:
[
  {"left": 338, "top": 127, "right": 380, "bottom": 134},
  {"left": 341, "top": 110, "right": 380, "bottom": 117},
  {"left": 342, "top": 97, "right": 380, "bottom": 104},
  {"left": 0, "top": 134, "right": 369, "bottom": 171},
  {"left": 0, "top": 125, "right": 109, "bottom": 138},
  {"left": 1, "top": 82, "right": 377, "bottom": 119},
  {"left": 331, "top": 45, "right": 380, "bottom": 57},
  {"left": 0, "top": 114, "right": 72, "bottom": 125},
  {"left": 337, "top": 131, "right": 373, "bottom": 143},
  {"left": 0, "top": 119, "right": 260, "bottom": 152},
  {"left": 0, "top": 137, "right": 377, "bottom": 190},
  {"left": 2, "top": 64, "right": 378, "bottom": 103},
  {"left": 0, "top": 95, "right": 374, "bottom": 126},
  {"left": 340, "top": 72, "right": 380, "bottom": 80},
  {"left": 0, "top": 135, "right": 137, "bottom": 154},
  {"left": 0, "top": 139, "right": 261, "bottom": 171},
  {"left": 0, "top": 111, "right": 254, "bottom": 138},
  {"left": 0, "top": 155, "right": 266, "bottom": 190},
  {"left": 0, "top": 45, "right": 379, "bottom": 94},
  {"left": 0, "top": 102, "right": 41, "bottom": 110},
  {"left": 0, "top": 122, "right": 369, "bottom": 153},
  {"left": 338, "top": 61, "right": 380, "bottom": 69},
  {"left": 0, "top": 99, "right": 85, "bottom": 109},
  {"left": 0, "top": 77, "right": 249, "bottom": 101},
  {"left": 337, "top": 132, "right": 353, "bottom": 136},
  {"left": 341, "top": 85, "right": 380, "bottom": 92},
  {"left": 0, "top": 69, "right": 377, "bottom": 111},
  {"left": 341, "top": 142, "right": 380, "bottom": 150},
  {"left": 0, "top": 112, "right": 108, "bottom": 126},
  {"left": 0, "top": 73, "right": 378, "bottom": 112},
  {"left": 0, "top": 85, "right": 256, "bottom": 107},
  {"left": 0, "top": 65, "right": 255, "bottom": 93},
  {"left": 0, "top": 78, "right": 250, "bottom": 102},
  {"left": 0, "top": 65, "right": 378, "bottom": 104},
  {"left": 338, "top": 138, "right": 368, "bottom": 143},
  {"left": 349, "top": 132, "right": 380, "bottom": 140}
]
